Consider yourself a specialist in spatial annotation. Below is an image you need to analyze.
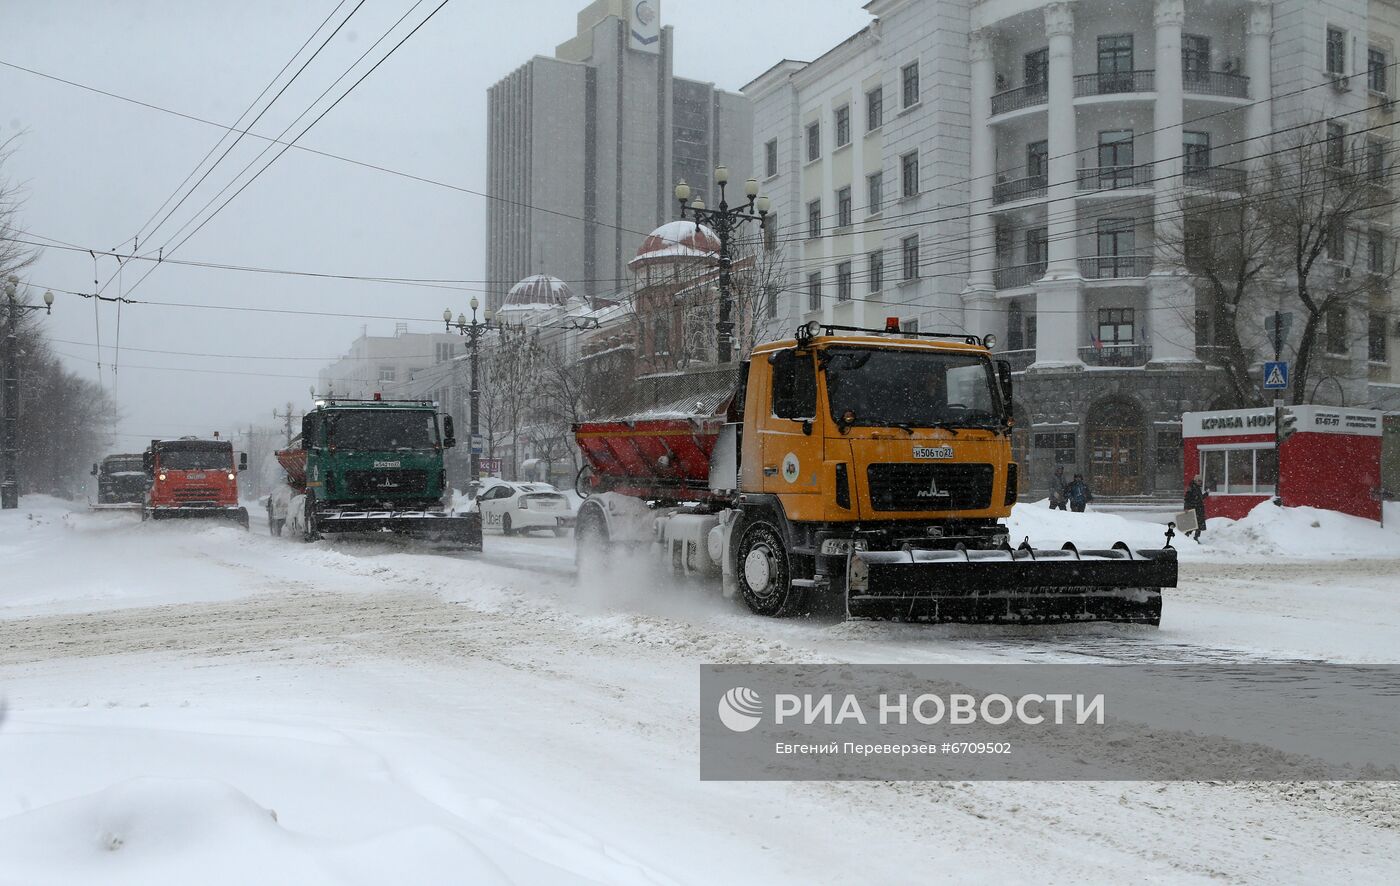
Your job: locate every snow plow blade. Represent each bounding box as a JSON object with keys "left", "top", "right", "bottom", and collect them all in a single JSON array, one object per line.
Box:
[
  {"left": 846, "top": 543, "right": 1176, "bottom": 625},
  {"left": 318, "top": 510, "right": 482, "bottom": 550}
]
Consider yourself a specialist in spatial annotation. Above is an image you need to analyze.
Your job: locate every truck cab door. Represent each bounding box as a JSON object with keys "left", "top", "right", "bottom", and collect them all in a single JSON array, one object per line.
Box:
[{"left": 756, "top": 348, "right": 821, "bottom": 496}]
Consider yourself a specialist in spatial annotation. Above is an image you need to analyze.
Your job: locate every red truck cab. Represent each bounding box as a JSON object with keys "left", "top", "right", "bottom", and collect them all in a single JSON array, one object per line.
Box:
[{"left": 143, "top": 436, "right": 249, "bottom": 527}]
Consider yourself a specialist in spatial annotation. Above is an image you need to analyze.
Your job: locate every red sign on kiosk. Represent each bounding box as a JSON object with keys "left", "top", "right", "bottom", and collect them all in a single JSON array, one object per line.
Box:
[{"left": 1181, "top": 406, "right": 1383, "bottom": 522}]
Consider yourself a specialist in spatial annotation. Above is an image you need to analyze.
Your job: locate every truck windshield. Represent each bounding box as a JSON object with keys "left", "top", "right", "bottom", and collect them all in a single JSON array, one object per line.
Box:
[
  {"left": 159, "top": 449, "right": 232, "bottom": 470},
  {"left": 822, "top": 347, "right": 1002, "bottom": 429},
  {"left": 104, "top": 458, "right": 144, "bottom": 474},
  {"left": 328, "top": 410, "right": 438, "bottom": 450}
]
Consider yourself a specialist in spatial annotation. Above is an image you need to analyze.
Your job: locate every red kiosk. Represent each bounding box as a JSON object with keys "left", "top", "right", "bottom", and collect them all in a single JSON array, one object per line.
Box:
[{"left": 1182, "top": 406, "right": 1384, "bottom": 522}]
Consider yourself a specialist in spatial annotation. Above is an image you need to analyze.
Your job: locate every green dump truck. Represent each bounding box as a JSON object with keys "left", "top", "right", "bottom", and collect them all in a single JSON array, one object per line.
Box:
[{"left": 271, "top": 395, "right": 481, "bottom": 549}]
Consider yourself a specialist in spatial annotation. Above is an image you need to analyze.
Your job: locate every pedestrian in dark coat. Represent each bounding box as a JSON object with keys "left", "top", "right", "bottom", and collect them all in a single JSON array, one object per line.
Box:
[
  {"left": 1184, "top": 475, "right": 1208, "bottom": 541},
  {"left": 1048, "top": 466, "right": 1068, "bottom": 510},
  {"left": 1067, "top": 473, "right": 1093, "bottom": 512}
]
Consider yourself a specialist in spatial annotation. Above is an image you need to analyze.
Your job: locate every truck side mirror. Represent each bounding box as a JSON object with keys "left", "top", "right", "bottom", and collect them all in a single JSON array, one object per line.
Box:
[
  {"left": 442, "top": 415, "right": 456, "bottom": 448},
  {"left": 143, "top": 452, "right": 153, "bottom": 474},
  {"left": 91, "top": 463, "right": 99, "bottom": 476},
  {"left": 996, "top": 359, "right": 1013, "bottom": 409},
  {"left": 239, "top": 452, "right": 248, "bottom": 471}
]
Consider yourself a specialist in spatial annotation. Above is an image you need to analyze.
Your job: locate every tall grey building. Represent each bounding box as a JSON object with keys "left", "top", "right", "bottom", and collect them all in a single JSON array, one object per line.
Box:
[{"left": 486, "top": 0, "right": 752, "bottom": 310}]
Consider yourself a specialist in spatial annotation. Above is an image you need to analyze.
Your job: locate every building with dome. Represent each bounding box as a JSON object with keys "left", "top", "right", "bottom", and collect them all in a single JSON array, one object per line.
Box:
[{"left": 485, "top": 0, "right": 753, "bottom": 312}]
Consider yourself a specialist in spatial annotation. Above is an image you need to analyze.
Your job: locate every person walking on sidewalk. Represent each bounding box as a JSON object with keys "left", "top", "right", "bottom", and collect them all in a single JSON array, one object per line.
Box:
[
  {"left": 1067, "top": 473, "right": 1093, "bottom": 513},
  {"left": 1048, "top": 466, "right": 1068, "bottom": 511},
  {"left": 1184, "top": 475, "right": 1208, "bottom": 542}
]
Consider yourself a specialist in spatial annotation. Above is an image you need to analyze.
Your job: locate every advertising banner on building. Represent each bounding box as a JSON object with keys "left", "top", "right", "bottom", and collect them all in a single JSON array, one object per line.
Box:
[{"left": 629, "top": 0, "right": 660, "bottom": 53}]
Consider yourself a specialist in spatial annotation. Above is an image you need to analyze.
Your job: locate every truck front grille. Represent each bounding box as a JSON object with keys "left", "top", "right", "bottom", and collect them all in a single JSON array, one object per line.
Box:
[
  {"left": 344, "top": 469, "right": 428, "bottom": 496},
  {"left": 866, "top": 463, "right": 994, "bottom": 512},
  {"left": 173, "top": 486, "right": 220, "bottom": 502}
]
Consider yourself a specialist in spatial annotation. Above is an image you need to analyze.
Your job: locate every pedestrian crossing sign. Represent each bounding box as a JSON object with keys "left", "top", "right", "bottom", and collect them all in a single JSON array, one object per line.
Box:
[{"left": 1263, "top": 361, "right": 1289, "bottom": 390}]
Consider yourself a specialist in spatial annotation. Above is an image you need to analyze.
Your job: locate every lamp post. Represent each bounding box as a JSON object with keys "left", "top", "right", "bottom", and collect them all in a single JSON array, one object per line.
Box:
[
  {"left": 674, "top": 166, "right": 769, "bottom": 364},
  {"left": 3, "top": 276, "right": 55, "bottom": 509},
  {"left": 444, "top": 298, "right": 500, "bottom": 484}
]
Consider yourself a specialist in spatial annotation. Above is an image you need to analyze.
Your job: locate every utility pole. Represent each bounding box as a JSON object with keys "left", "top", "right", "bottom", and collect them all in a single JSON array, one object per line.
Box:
[
  {"left": 674, "top": 166, "right": 770, "bottom": 364},
  {"left": 445, "top": 300, "right": 500, "bottom": 484},
  {"left": 273, "top": 402, "right": 301, "bottom": 446},
  {"left": 2, "top": 277, "right": 55, "bottom": 510}
]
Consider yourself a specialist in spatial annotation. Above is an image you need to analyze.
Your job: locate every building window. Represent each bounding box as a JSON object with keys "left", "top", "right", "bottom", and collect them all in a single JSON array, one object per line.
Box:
[
  {"left": 1156, "top": 430, "right": 1183, "bottom": 470},
  {"left": 378, "top": 366, "right": 396, "bottom": 383},
  {"left": 806, "top": 120, "right": 821, "bottom": 162},
  {"left": 901, "top": 61, "right": 920, "bottom": 108},
  {"left": 834, "top": 104, "right": 850, "bottom": 147},
  {"left": 1327, "top": 122, "right": 1347, "bottom": 168},
  {"left": 1369, "top": 228, "right": 1386, "bottom": 273},
  {"left": 1034, "top": 432, "right": 1077, "bottom": 465},
  {"left": 1007, "top": 301, "right": 1025, "bottom": 350},
  {"left": 1183, "top": 131, "right": 1211, "bottom": 170},
  {"left": 807, "top": 199, "right": 821, "bottom": 238},
  {"left": 1097, "top": 308, "right": 1136, "bottom": 346},
  {"left": 807, "top": 272, "right": 822, "bottom": 311},
  {"left": 1370, "top": 312, "right": 1389, "bottom": 362},
  {"left": 1370, "top": 48, "right": 1389, "bottom": 94},
  {"left": 1326, "top": 303, "right": 1348, "bottom": 353},
  {"left": 836, "top": 186, "right": 852, "bottom": 228},
  {"left": 764, "top": 213, "right": 778, "bottom": 251},
  {"left": 1327, "top": 224, "right": 1346, "bottom": 261},
  {"left": 867, "top": 171, "right": 883, "bottom": 214},
  {"left": 1195, "top": 309, "right": 1211, "bottom": 347},
  {"left": 764, "top": 138, "right": 778, "bottom": 178},
  {"left": 1097, "top": 218, "right": 1136, "bottom": 270},
  {"left": 1024, "top": 47, "right": 1048, "bottom": 87},
  {"left": 1368, "top": 138, "right": 1387, "bottom": 181},
  {"left": 868, "top": 249, "right": 883, "bottom": 292},
  {"left": 1200, "top": 445, "right": 1277, "bottom": 495},
  {"left": 901, "top": 235, "right": 920, "bottom": 280},
  {"left": 1098, "top": 35, "right": 1134, "bottom": 91},
  {"left": 1182, "top": 34, "right": 1211, "bottom": 74},
  {"left": 764, "top": 285, "right": 778, "bottom": 320},
  {"left": 1098, "top": 130, "right": 1135, "bottom": 185},
  {"left": 1025, "top": 227, "right": 1048, "bottom": 266},
  {"left": 866, "top": 86, "right": 883, "bottom": 130},
  {"left": 836, "top": 262, "right": 853, "bottom": 302},
  {"left": 1026, "top": 140, "right": 1048, "bottom": 179},
  {"left": 435, "top": 342, "right": 456, "bottom": 363},
  {"left": 901, "top": 151, "right": 919, "bottom": 197},
  {"left": 1326, "top": 27, "right": 1346, "bottom": 76},
  {"left": 1185, "top": 217, "right": 1212, "bottom": 266},
  {"left": 652, "top": 316, "right": 670, "bottom": 356}
]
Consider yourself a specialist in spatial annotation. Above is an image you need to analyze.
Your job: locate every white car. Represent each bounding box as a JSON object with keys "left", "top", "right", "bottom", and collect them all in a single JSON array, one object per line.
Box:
[{"left": 473, "top": 481, "right": 576, "bottom": 537}]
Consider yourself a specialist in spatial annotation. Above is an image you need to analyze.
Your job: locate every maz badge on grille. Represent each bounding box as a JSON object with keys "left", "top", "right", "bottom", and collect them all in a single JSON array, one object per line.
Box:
[
  {"left": 912, "top": 445, "right": 954, "bottom": 459},
  {"left": 373, "top": 460, "right": 402, "bottom": 468}
]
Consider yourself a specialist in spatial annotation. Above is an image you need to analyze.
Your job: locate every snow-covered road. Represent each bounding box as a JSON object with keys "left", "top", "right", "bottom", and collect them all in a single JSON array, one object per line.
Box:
[{"left": 2, "top": 498, "right": 1399, "bottom": 884}]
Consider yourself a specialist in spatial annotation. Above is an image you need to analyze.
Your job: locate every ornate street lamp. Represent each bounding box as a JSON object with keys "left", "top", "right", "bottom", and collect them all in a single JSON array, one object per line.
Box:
[
  {"left": 444, "top": 297, "right": 501, "bottom": 483},
  {"left": 674, "top": 166, "right": 769, "bottom": 363}
]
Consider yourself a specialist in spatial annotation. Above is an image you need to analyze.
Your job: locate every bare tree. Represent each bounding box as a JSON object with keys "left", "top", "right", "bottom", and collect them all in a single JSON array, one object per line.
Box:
[{"left": 1, "top": 134, "right": 38, "bottom": 282}]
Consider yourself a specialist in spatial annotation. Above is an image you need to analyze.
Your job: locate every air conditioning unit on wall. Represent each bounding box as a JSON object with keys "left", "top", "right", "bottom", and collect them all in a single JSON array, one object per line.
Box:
[{"left": 1330, "top": 73, "right": 1352, "bottom": 92}]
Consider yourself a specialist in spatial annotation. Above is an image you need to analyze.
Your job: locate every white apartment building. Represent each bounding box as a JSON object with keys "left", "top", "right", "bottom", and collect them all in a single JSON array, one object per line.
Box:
[
  {"left": 745, "top": 0, "right": 1400, "bottom": 496},
  {"left": 317, "top": 325, "right": 465, "bottom": 402}
]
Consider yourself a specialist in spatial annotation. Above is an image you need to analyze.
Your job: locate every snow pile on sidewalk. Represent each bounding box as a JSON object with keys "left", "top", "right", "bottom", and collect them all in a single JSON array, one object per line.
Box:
[{"left": 1010, "top": 498, "right": 1399, "bottom": 562}]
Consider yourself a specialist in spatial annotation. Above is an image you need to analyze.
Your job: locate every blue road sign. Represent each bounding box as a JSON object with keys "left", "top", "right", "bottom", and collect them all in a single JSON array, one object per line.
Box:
[{"left": 1263, "top": 361, "right": 1289, "bottom": 390}]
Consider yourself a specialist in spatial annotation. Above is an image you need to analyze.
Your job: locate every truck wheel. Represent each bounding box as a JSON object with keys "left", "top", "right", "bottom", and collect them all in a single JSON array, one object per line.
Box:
[
  {"left": 574, "top": 507, "right": 609, "bottom": 578},
  {"left": 501, "top": 513, "right": 515, "bottom": 536},
  {"left": 736, "top": 520, "right": 804, "bottom": 617}
]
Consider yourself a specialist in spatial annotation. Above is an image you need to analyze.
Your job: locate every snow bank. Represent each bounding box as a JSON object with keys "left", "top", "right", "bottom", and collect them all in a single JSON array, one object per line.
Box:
[
  {"left": 1009, "top": 498, "right": 1400, "bottom": 563},
  {"left": 0, "top": 777, "right": 509, "bottom": 886}
]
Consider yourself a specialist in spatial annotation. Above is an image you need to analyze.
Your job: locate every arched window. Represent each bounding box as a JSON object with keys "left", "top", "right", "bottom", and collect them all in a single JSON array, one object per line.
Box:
[{"left": 653, "top": 316, "right": 670, "bottom": 357}]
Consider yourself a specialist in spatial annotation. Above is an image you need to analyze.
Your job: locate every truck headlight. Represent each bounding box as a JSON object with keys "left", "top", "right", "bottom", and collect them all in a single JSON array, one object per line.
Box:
[
  {"left": 227, "top": 473, "right": 236, "bottom": 481},
  {"left": 158, "top": 474, "right": 167, "bottom": 482},
  {"left": 820, "top": 538, "right": 869, "bottom": 555}
]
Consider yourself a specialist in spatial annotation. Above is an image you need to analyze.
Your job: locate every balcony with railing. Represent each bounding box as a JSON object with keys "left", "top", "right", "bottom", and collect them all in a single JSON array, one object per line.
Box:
[
  {"left": 992, "top": 175, "right": 1047, "bottom": 205},
  {"left": 993, "top": 262, "right": 1046, "bottom": 290},
  {"left": 1182, "top": 70, "right": 1249, "bottom": 99},
  {"left": 1079, "top": 343, "right": 1152, "bottom": 367},
  {"left": 1183, "top": 165, "right": 1247, "bottom": 192},
  {"left": 1077, "top": 164, "right": 1152, "bottom": 192},
  {"left": 990, "top": 82, "right": 1048, "bottom": 116},
  {"left": 1075, "top": 70, "right": 1155, "bottom": 97},
  {"left": 1079, "top": 255, "right": 1153, "bottom": 279}
]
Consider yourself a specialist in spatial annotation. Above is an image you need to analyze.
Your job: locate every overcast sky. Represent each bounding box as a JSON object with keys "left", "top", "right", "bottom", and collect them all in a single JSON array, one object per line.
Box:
[{"left": 2, "top": 0, "right": 870, "bottom": 449}]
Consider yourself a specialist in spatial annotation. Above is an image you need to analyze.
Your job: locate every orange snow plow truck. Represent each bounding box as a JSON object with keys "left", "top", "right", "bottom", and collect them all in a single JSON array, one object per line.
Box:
[
  {"left": 142, "top": 435, "right": 249, "bottom": 528},
  {"left": 572, "top": 320, "right": 1177, "bottom": 625}
]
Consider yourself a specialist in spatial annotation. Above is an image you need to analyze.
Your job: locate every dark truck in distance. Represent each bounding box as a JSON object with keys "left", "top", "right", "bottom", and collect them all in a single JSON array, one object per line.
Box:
[
  {"left": 90, "top": 453, "right": 149, "bottom": 508},
  {"left": 143, "top": 436, "right": 249, "bottom": 527},
  {"left": 271, "top": 395, "right": 481, "bottom": 549}
]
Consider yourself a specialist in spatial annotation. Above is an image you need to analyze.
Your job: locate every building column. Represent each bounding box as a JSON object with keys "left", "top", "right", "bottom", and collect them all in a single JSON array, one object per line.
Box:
[
  {"left": 964, "top": 29, "right": 996, "bottom": 297},
  {"left": 1033, "top": 2, "right": 1083, "bottom": 367},
  {"left": 1147, "top": 0, "right": 1196, "bottom": 365},
  {"left": 1245, "top": 0, "right": 1273, "bottom": 161}
]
